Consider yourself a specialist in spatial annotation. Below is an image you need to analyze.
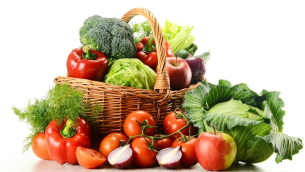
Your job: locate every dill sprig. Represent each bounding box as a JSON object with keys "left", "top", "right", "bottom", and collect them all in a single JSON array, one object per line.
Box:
[
  {"left": 12, "top": 98, "right": 52, "bottom": 153},
  {"left": 12, "top": 83, "right": 103, "bottom": 153}
]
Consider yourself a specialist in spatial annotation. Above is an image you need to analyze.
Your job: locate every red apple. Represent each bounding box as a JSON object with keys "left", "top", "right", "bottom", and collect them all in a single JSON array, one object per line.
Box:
[
  {"left": 166, "top": 57, "right": 192, "bottom": 90},
  {"left": 195, "top": 126, "right": 237, "bottom": 171}
]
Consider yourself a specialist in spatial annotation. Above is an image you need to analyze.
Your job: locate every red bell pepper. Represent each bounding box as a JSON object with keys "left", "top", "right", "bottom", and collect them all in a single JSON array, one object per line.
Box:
[
  {"left": 67, "top": 46, "right": 109, "bottom": 81},
  {"left": 45, "top": 117, "right": 91, "bottom": 165},
  {"left": 136, "top": 36, "right": 174, "bottom": 71}
]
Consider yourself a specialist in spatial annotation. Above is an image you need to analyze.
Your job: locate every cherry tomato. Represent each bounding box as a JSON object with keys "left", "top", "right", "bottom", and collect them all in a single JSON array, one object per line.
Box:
[
  {"left": 31, "top": 132, "right": 52, "bottom": 160},
  {"left": 172, "top": 136, "right": 198, "bottom": 167},
  {"left": 131, "top": 137, "right": 157, "bottom": 167},
  {"left": 154, "top": 134, "right": 173, "bottom": 150},
  {"left": 76, "top": 147, "right": 106, "bottom": 169},
  {"left": 124, "top": 111, "right": 155, "bottom": 140},
  {"left": 99, "top": 132, "right": 128, "bottom": 158},
  {"left": 163, "top": 111, "right": 196, "bottom": 140}
]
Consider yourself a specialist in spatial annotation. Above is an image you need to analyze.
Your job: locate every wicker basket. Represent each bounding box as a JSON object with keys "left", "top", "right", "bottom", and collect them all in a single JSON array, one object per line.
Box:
[{"left": 54, "top": 8, "right": 202, "bottom": 149}]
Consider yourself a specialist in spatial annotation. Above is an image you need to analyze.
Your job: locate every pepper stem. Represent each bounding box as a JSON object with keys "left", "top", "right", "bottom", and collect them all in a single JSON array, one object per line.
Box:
[
  {"left": 61, "top": 119, "right": 76, "bottom": 138},
  {"left": 82, "top": 45, "right": 97, "bottom": 60},
  {"left": 145, "top": 35, "right": 155, "bottom": 53}
]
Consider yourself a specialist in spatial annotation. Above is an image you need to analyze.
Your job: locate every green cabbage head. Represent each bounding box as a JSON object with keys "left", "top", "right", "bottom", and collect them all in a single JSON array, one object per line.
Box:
[{"left": 183, "top": 80, "right": 303, "bottom": 164}]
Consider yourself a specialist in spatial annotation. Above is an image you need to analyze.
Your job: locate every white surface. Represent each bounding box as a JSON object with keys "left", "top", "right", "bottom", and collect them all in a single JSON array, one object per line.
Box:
[
  {"left": 1, "top": 150, "right": 304, "bottom": 172},
  {"left": 1, "top": 0, "right": 305, "bottom": 171}
]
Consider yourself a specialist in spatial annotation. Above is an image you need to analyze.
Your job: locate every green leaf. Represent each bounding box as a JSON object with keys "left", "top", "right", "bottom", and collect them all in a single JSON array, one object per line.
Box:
[
  {"left": 259, "top": 133, "right": 303, "bottom": 163},
  {"left": 260, "top": 91, "right": 285, "bottom": 132},
  {"left": 208, "top": 99, "right": 250, "bottom": 119},
  {"left": 196, "top": 50, "right": 211, "bottom": 62},
  {"left": 204, "top": 82, "right": 256, "bottom": 109},
  {"left": 245, "top": 137, "right": 274, "bottom": 163}
]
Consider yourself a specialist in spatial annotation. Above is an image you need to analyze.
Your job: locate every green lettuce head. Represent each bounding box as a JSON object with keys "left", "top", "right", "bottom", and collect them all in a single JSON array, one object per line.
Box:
[
  {"left": 183, "top": 80, "right": 303, "bottom": 164},
  {"left": 105, "top": 59, "right": 156, "bottom": 90}
]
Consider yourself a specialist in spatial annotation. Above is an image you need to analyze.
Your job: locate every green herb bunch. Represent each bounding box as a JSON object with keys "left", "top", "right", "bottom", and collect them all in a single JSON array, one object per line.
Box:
[
  {"left": 12, "top": 84, "right": 102, "bottom": 153},
  {"left": 130, "top": 20, "right": 153, "bottom": 44}
]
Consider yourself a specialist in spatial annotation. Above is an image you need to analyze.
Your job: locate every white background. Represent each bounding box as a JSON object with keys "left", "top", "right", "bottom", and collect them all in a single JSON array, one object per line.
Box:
[{"left": 1, "top": 0, "right": 305, "bottom": 171}]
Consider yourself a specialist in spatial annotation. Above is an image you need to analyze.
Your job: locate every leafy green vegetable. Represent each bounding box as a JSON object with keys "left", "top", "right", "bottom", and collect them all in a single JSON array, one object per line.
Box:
[
  {"left": 162, "top": 19, "right": 195, "bottom": 54},
  {"left": 176, "top": 49, "right": 190, "bottom": 59},
  {"left": 195, "top": 50, "right": 211, "bottom": 62},
  {"left": 183, "top": 43, "right": 198, "bottom": 56},
  {"left": 183, "top": 80, "right": 303, "bottom": 164},
  {"left": 79, "top": 15, "right": 136, "bottom": 60},
  {"left": 12, "top": 84, "right": 102, "bottom": 153},
  {"left": 129, "top": 20, "right": 152, "bottom": 44},
  {"left": 105, "top": 59, "right": 156, "bottom": 90}
]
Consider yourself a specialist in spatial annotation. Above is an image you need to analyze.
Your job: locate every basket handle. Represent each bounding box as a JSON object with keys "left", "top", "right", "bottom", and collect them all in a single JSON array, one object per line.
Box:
[{"left": 121, "top": 8, "right": 171, "bottom": 105}]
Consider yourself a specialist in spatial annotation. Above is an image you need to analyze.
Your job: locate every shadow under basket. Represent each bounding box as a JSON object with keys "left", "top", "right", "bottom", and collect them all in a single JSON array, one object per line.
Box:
[{"left": 54, "top": 7, "right": 205, "bottom": 149}]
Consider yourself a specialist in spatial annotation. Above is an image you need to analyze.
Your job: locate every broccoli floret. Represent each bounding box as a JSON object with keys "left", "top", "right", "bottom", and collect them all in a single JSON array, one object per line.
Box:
[
  {"left": 79, "top": 15, "right": 136, "bottom": 59},
  {"left": 183, "top": 43, "right": 198, "bottom": 56}
]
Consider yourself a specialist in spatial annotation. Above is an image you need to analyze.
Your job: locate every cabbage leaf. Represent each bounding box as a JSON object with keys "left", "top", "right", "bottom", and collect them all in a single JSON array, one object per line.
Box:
[
  {"left": 183, "top": 80, "right": 303, "bottom": 163},
  {"left": 105, "top": 59, "right": 156, "bottom": 90}
]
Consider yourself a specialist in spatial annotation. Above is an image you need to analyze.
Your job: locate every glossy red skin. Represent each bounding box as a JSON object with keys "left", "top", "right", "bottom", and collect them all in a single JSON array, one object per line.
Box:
[
  {"left": 131, "top": 137, "right": 157, "bottom": 167},
  {"left": 195, "top": 132, "right": 235, "bottom": 171},
  {"left": 154, "top": 134, "right": 173, "bottom": 150},
  {"left": 45, "top": 117, "right": 91, "bottom": 165},
  {"left": 67, "top": 48, "right": 109, "bottom": 81},
  {"left": 136, "top": 36, "right": 174, "bottom": 71},
  {"left": 32, "top": 132, "right": 52, "bottom": 160},
  {"left": 172, "top": 136, "right": 198, "bottom": 167},
  {"left": 163, "top": 111, "right": 196, "bottom": 140},
  {"left": 99, "top": 132, "right": 128, "bottom": 158},
  {"left": 123, "top": 111, "right": 155, "bottom": 140},
  {"left": 166, "top": 57, "right": 192, "bottom": 90}
]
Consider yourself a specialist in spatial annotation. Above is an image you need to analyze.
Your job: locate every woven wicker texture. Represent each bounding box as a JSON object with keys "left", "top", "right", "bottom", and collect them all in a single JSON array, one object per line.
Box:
[{"left": 54, "top": 8, "right": 202, "bottom": 149}]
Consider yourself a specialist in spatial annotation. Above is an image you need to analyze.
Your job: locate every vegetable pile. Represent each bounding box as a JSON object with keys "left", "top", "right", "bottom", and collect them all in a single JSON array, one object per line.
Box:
[
  {"left": 66, "top": 15, "right": 210, "bottom": 90},
  {"left": 12, "top": 10, "right": 303, "bottom": 172}
]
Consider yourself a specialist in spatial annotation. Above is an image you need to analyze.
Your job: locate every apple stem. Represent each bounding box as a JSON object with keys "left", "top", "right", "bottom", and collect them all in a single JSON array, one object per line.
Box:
[
  {"left": 212, "top": 125, "right": 216, "bottom": 135},
  {"left": 175, "top": 55, "right": 178, "bottom": 67}
]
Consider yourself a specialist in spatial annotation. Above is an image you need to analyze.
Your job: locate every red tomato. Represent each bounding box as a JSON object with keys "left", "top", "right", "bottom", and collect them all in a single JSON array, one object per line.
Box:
[
  {"left": 31, "top": 132, "right": 52, "bottom": 160},
  {"left": 154, "top": 134, "right": 173, "bottom": 150},
  {"left": 131, "top": 137, "right": 157, "bottom": 167},
  {"left": 76, "top": 147, "right": 106, "bottom": 169},
  {"left": 163, "top": 111, "right": 196, "bottom": 140},
  {"left": 99, "top": 132, "right": 128, "bottom": 158},
  {"left": 172, "top": 136, "right": 198, "bottom": 167},
  {"left": 124, "top": 111, "right": 155, "bottom": 140}
]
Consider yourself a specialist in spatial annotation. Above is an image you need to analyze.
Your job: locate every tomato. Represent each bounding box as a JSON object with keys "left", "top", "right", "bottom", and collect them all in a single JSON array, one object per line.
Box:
[
  {"left": 131, "top": 137, "right": 157, "bottom": 167},
  {"left": 163, "top": 111, "right": 196, "bottom": 140},
  {"left": 124, "top": 111, "right": 155, "bottom": 140},
  {"left": 172, "top": 136, "right": 198, "bottom": 167},
  {"left": 31, "top": 132, "right": 52, "bottom": 160},
  {"left": 76, "top": 147, "right": 106, "bottom": 169},
  {"left": 154, "top": 134, "right": 173, "bottom": 150},
  {"left": 99, "top": 132, "right": 128, "bottom": 158}
]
